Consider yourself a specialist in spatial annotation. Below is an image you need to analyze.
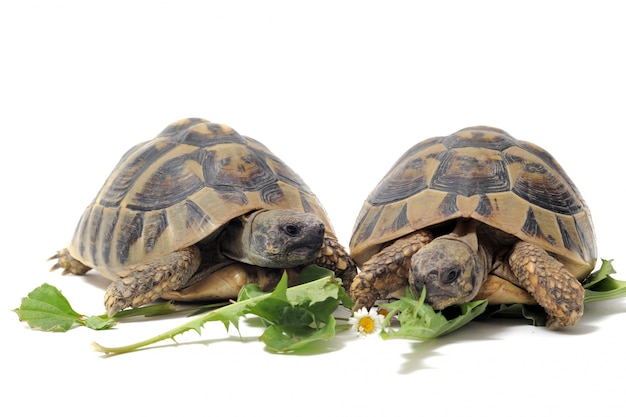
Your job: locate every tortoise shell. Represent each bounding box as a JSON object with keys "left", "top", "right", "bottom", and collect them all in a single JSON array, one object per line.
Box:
[
  {"left": 68, "top": 118, "right": 335, "bottom": 278},
  {"left": 349, "top": 126, "right": 596, "bottom": 279}
]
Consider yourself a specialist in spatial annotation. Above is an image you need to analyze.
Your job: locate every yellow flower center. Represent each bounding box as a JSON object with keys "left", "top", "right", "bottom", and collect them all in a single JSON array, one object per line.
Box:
[{"left": 358, "top": 316, "right": 375, "bottom": 334}]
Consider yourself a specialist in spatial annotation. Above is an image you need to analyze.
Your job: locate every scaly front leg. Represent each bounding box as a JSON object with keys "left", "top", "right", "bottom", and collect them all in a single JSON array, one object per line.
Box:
[
  {"left": 315, "top": 234, "right": 358, "bottom": 290},
  {"left": 104, "top": 246, "right": 201, "bottom": 316},
  {"left": 508, "top": 241, "right": 584, "bottom": 329},
  {"left": 350, "top": 230, "right": 433, "bottom": 310}
]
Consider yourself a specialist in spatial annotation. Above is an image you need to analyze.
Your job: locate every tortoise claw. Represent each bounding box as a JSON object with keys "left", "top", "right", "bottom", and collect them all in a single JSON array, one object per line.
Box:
[
  {"left": 49, "top": 261, "right": 64, "bottom": 273},
  {"left": 48, "top": 248, "right": 91, "bottom": 275}
]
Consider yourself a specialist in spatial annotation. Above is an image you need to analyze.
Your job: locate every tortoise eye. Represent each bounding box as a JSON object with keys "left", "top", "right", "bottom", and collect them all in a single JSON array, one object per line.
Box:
[
  {"left": 442, "top": 268, "right": 461, "bottom": 284},
  {"left": 282, "top": 224, "right": 301, "bottom": 237}
]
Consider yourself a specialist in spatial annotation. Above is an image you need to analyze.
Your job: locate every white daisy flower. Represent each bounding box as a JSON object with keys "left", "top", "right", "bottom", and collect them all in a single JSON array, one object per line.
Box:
[{"left": 349, "top": 307, "right": 384, "bottom": 338}]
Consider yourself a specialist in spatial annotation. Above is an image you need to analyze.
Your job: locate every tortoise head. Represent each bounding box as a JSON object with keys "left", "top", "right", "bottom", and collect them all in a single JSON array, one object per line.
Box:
[
  {"left": 220, "top": 209, "right": 325, "bottom": 268},
  {"left": 408, "top": 235, "right": 486, "bottom": 310}
]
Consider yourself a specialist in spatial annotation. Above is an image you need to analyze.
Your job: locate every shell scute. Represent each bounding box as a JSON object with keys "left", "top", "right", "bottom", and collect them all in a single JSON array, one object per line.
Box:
[
  {"left": 442, "top": 126, "right": 515, "bottom": 151},
  {"left": 432, "top": 147, "right": 510, "bottom": 196},
  {"left": 367, "top": 138, "right": 445, "bottom": 205},
  {"left": 504, "top": 146, "right": 583, "bottom": 215},
  {"left": 98, "top": 141, "right": 179, "bottom": 208},
  {"left": 129, "top": 152, "right": 206, "bottom": 211}
]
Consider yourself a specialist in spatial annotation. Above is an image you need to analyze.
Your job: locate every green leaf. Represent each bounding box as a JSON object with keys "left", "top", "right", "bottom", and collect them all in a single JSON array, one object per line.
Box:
[
  {"left": 251, "top": 268, "right": 348, "bottom": 352},
  {"left": 297, "top": 264, "right": 339, "bottom": 284},
  {"left": 14, "top": 284, "right": 200, "bottom": 332},
  {"left": 583, "top": 259, "right": 617, "bottom": 288},
  {"left": 244, "top": 294, "right": 293, "bottom": 325},
  {"left": 185, "top": 301, "right": 232, "bottom": 317},
  {"left": 237, "top": 283, "right": 270, "bottom": 302},
  {"left": 82, "top": 315, "right": 118, "bottom": 330},
  {"left": 92, "top": 268, "right": 346, "bottom": 355},
  {"left": 112, "top": 301, "right": 181, "bottom": 318},
  {"left": 260, "top": 315, "right": 337, "bottom": 352},
  {"left": 13, "top": 283, "right": 83, "bottom": 332},
  {"left": 380, "top": 287, "right": 487, "bottom": 341},
  {"left": 583, "top": 259, "right": 626, "bottom": 303},
  {"left": 483, "top": 303, "right": 548, "bottom": 326}
]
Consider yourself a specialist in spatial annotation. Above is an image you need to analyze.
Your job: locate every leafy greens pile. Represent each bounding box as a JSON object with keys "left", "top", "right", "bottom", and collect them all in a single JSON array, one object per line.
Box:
[{"left": 13, "top": 260, "right": 626, "bottom": 354}]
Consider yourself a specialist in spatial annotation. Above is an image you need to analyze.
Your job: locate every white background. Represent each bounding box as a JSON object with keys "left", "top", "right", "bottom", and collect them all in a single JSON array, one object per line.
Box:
[{"left": 2, "top": 1, "right": 625, "bottom": 416}]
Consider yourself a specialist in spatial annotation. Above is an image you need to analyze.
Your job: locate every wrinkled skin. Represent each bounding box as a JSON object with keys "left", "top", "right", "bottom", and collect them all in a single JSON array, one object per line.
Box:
[
  {"left": 220, "top": 209, "right": 325, "bottom": 268},
  {"left": 409, "top": 235, "right": 486, "bottom": 309}
]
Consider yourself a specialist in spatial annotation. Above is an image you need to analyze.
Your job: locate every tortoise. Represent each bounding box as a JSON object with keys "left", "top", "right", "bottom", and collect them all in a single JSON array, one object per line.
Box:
[
  {"left": 50, "top": 118, "right": 356, "bottom": 316},
  {"left": 349, "top": 126, "right": 596, "bottom": 328}
]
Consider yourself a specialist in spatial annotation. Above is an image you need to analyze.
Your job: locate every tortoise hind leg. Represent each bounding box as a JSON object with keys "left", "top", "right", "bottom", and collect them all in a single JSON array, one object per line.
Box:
[
  {"left": 105, "top": 246, "right": 201, "bottom": 317},
  {"left": 349, "top": 230, "right": 433, "bottom": 311},
  {"left": 315, "top": 235, "right": 358, "bottom": 290},
  {"left": 507, "top": 241, "right": 584, "bottom": 329},
  {"left": 49, "top": 248, "right": 92, "bottom": 275}
]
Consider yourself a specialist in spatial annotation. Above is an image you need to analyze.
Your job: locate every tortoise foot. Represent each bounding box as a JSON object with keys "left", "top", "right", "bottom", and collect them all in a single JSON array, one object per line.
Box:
[
  {"left": 316, "top": 235, "right": 358, "bottom": 291},
  {"left": 48, "top": 248, "right": 91, "bottom": 275},
  {"left": 508, "top": 241, "right": 584, "bottom": 329},
  {"left": 104, "top": 246, "right": 201, "bottom": 316}
]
